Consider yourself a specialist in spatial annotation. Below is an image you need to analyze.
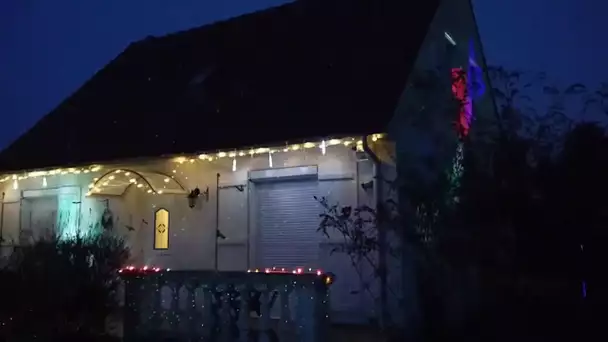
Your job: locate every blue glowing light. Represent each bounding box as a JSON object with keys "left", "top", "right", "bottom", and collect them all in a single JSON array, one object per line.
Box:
[
  {"left": 582, "top": 281, "right": 587, "bottom": 298},
  {"left": 467, "top": 39, "right": 485, "bottom": 100}
]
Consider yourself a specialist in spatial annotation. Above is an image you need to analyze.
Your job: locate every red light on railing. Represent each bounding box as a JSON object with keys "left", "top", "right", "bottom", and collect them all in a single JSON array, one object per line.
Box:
[
  {"left": 119, "top": 265, "right": 166, "bottom": 274},
  {"left": 243, "top": 267, "right": 327, "bottom": 276}
]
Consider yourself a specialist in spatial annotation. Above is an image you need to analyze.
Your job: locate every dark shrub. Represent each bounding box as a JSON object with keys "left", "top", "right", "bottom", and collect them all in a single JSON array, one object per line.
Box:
[{"left": 0, "top": 233, "right": 129, "bottom": 341}]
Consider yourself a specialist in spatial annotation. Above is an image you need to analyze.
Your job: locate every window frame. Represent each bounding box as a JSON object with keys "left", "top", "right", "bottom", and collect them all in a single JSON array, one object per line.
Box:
[{"left": 153, "top": 208, "right": 170, "bottom": 250}]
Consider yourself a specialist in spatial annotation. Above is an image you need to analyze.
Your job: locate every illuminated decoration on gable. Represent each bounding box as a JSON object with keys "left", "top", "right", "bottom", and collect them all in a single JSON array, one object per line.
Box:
[
  {"left": 448, "top": 39, "right": 487, "bottom": 199},
  {"left": 450, "top": 40, "right": 486, "bottom": 140},
  {"left": 154, "top": 208, "right": 169, "bottom": 250},
  {"left": 468, "top": 40, "right": 486, "bottom": 100},
  {"left": 451, "top": 67, "right": 471, "bottom": 138}
]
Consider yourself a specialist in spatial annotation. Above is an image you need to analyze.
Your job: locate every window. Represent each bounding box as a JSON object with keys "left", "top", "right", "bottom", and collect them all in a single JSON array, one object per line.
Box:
[{"left": 154, "top": 208, "right": 169, "bottom": 249}]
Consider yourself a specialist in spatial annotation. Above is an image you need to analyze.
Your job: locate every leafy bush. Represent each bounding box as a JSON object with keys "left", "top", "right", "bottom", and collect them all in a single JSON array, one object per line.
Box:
[{"left": 0, "top": 233, "right": 129, "bottom": 341}]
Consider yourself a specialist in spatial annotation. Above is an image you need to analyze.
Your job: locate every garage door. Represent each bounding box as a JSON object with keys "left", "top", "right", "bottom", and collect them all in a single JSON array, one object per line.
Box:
[{"left": 255, "top": 180, "right": 320, "bottom": 269}]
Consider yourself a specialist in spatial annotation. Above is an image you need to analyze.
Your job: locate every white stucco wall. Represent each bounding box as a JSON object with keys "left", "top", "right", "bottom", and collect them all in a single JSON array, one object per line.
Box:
[
  {"left": 0, "top": 142, "right": 378, "bottom": 272},
  {"left": 0, "top": 140, "right": 391, "bottom": 322}
]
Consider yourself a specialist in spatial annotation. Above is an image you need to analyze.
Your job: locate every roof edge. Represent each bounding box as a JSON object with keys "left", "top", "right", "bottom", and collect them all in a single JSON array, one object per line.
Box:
[{"left": 0, "top": 133, "right": 386, "bottom": 175}]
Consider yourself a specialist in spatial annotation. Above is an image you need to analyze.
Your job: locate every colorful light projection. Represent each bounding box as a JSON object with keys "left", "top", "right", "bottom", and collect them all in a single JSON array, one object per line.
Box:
[
  {"left": 448, "top": 39, "right": 486, "bottom": 195},
  {"left": 468, "top": 40, "right": 486, "bottom": 100},
  {"left": 451, "top": 39, "right": 486, "bottom": 139},
  {"left": 451, "top": 67, "right": 472, "bottom": 137}
]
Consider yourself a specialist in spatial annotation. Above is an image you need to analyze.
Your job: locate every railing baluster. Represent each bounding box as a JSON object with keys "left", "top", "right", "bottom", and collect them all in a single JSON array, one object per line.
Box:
[
  {"left": 151, "top": 278, "right": 162, "bottom": 332},
  {"left": 259, "top": 287, "right": 270, "bottom": 333},
  {"left": 237, "top": 284, "right": 249, "bottom": 341},
  {"left": 279, "top": 285, "right": 291, "bottom": 334},
  {"left": 205, "top": 284, "right": 217, "bottom": 338},
  {"left": 186, "top": 281, "right": 197, "bottom": 339},
  {"left": 122, "top": 278, "right": 138, "bottom": 342},
  {"left": 314, "top": 280, "right": 330, "bottom": 342},
  {"left": 171, "top": 282, "right": 179, "bottom": 333}
]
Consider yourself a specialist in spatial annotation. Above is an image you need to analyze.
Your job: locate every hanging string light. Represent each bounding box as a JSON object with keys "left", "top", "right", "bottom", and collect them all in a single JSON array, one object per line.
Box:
[
  {"left": 0, "top": 165, "right": 102, "bottom": 190},
  {"left": 1, "top": 135, "right": 386, "bottom": 195},
  {"left": 268, "top": 151, "right": 273, "bottom": 168},
  {"left": 169, "top": 135, "right": 383, "bottom": 170}
]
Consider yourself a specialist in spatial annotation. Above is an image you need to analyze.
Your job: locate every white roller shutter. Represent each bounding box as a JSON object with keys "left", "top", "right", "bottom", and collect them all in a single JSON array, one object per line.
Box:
[
  {"left": 1, "top": 201, "right": 21, "bottom": 246},
  {"left": 22, "top": 197, "right": 58, "bottom": 242},
  {"left": 255, "top": 180, "right": 320, "bottom": 269}
]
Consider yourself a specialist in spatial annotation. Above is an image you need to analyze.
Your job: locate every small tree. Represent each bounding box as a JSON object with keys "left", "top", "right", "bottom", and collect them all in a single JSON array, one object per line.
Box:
[{"left": 316, "top": 65, "right": 465, "bottom": 340}]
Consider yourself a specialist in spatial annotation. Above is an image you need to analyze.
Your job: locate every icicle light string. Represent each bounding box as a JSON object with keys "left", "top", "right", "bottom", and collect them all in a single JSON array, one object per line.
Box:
[
  {"left": 172, "top": 134, "right": 383, "bottom": 167},
  {"left": 2, "top": 134, "right": 385, "bottom": 195},
  {"left": 1, "top": 165, "right": 103, "bottom": 192}
]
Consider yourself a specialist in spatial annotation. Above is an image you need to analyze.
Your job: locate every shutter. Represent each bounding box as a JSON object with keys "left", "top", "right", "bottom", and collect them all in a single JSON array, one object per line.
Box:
[
  {"left": 256, "top": 180, "right": 320, "bottom": 269},
  {"left": 1, "top": 201, "right": 20, "bottom": 246},
  {"left": 22, "top": 197, "right": 58, "bottom": 242}
]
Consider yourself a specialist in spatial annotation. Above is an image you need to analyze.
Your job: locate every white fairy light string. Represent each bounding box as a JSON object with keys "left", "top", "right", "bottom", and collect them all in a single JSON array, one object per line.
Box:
[{"left": 1, "top": 134, "right": 385, "bottom": 196}]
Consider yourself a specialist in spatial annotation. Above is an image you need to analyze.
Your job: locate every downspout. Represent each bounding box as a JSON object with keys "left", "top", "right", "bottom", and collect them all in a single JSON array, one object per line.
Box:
[
  {"left": 214, "top": 173, "right": 220, "bottom": 271},
  {"left": 362, "top": 135, "right": 389, "bottom": 328},
  {"left": 0, "top": 192, "right": 4, "bottom": 244}
]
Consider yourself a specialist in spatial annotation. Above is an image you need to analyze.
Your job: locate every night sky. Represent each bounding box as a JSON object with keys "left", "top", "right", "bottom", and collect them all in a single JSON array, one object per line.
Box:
[{"left": 0, "top": 0, "right": 605, "bottom": 150}]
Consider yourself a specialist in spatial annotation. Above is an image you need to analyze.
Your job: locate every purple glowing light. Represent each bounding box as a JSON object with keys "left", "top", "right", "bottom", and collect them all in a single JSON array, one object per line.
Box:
[{"left": 582, "top": 281, "right": 587, "bottom": 298}]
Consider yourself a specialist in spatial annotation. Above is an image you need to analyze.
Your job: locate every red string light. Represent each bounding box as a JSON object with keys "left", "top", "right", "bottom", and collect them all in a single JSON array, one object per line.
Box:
[
  {"left": 119, "top": 265, "right": 164, "bottom": 273},
  {"left": 119, "top": 265, "right": 328, "bottom": 281},
  {"left": 247, "top": 266, "right": 324, "bottom": 275}
]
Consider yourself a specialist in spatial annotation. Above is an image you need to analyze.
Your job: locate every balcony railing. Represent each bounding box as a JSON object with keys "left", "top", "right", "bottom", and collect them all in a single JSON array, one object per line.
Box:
[{"left": 120, "top": 267, "right": 333, "bottom": 342}]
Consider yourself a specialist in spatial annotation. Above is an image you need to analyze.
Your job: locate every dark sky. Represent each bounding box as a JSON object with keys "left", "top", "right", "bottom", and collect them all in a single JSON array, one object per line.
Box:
[{"left": 0, "top": 0, "right": 606, "bottom": 149}]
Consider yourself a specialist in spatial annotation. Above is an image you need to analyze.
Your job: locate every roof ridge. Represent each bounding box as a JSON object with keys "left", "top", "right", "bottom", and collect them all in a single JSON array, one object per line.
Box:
[{"left": 130, "top": 0, "right": 301, "bottom": 47}]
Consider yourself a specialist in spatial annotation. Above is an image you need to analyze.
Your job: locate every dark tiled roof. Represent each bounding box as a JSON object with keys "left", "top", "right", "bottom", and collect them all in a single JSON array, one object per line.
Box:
[{"left": 0, "top": 0, "right": 439, "bottom": 172}]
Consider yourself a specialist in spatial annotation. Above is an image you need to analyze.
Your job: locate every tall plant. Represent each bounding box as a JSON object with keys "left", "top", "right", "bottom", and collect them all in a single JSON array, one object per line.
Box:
[{"left": 316, "top": 65, "right": 464, "bottom": 339}]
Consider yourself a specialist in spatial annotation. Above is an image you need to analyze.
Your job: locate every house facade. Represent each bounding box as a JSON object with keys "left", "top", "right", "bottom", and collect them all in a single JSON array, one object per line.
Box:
[
  {"left": 0, "top": 135, "right": 384, "bottom": 320},
  {"left": 0, "top": 0, "right": 493, "bottom": 326}
]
